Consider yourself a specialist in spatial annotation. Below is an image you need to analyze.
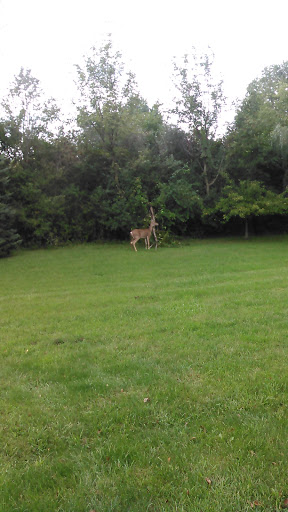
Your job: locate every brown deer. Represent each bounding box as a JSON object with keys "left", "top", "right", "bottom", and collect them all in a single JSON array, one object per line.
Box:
[{"left": 130, "top": 216, "right": 158, "bottom": 252}]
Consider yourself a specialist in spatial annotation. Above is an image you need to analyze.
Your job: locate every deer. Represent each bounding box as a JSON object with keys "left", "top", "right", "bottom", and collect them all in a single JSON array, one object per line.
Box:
[{"left": 130, "top": 209, "right": 158, "bottom": 252}]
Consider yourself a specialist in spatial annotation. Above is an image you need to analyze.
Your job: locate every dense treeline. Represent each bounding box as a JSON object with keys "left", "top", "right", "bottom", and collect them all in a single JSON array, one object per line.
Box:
[{"left": 1, "top": 41, "right": 288, "bottom": 256}]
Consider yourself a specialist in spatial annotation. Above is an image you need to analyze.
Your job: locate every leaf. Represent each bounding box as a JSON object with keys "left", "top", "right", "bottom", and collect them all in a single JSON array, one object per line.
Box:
[
  {"left": 282, "top": 498, "right": 288, "bottom": 509},
  {"left": 250, "top": 501, "right": 261, "bottom": 508}
]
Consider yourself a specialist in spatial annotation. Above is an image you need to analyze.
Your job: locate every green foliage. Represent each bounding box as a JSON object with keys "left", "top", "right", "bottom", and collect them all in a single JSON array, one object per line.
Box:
[
  {"left": 0, "top": 44, "right": 287, "bottom": 245},
  {"left": 156, "top": 164, "right": 203, "bottom": 234},
  {"left": 0, "top": 67, "right": 60, "bottom": 160},
  {"left": 213, "top": 180, "right": 288, "bottom": 237},
  {"left": 271, "top": 124, "right": 288, "bottom": 188},
  {"left": 0, "top": 159, "right": 21, "bottom": 257},
  {"left": 226, "top": 62, "right": 288, "bottom": 192},
  {"left": 75, "top": 40, "right": 143, "bottom": 184},
  {"left": 216, "top": 181, "right": 288, "bottom": 221},
  {"left": 172, "top": 48, "right": 226, "bottom": 196}
]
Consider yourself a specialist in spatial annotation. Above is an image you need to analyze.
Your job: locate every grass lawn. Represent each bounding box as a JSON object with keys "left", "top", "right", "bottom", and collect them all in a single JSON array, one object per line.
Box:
[{"left": 1, "top": 237, "right": 288, "bottom": 511}]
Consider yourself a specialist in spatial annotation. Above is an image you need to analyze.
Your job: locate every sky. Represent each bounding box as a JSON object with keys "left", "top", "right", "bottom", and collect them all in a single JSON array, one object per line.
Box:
[{"left": 0, "top": 0, "right": 287, "bottom": 128}]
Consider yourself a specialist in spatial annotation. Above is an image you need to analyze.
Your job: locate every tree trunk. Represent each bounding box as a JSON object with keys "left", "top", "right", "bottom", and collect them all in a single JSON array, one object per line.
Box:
[
  {"left": 203, "top": 161, "right": 210, "bottom": 196},
  {"left": 244, "top": 218, "right": 249, "bottom": 239},
  {"left": 152, "top": 226, "right": 158, "bottom": 249}
]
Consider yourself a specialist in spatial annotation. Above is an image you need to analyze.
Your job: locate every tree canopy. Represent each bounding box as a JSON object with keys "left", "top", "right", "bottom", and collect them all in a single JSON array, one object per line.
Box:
[{"left": 0, "top": 40, "right": 287, "bottom": 255}]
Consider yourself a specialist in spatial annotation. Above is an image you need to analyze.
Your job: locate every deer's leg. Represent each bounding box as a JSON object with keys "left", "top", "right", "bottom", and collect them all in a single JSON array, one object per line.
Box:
[{"left": 131, "top": 237, "right": 138, "bottom": 251}]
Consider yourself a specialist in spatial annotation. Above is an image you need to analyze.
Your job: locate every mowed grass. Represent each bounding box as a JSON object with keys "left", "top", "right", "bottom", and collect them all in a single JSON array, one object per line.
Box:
[{"left": 1, "top": 237, "right": 288, "bottom": 512}]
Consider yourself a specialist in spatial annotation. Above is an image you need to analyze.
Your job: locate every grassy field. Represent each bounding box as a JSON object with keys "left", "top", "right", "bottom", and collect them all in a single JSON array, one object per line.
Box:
[{"left": 1, "top": 237, "right": 288, "bottom": 512}]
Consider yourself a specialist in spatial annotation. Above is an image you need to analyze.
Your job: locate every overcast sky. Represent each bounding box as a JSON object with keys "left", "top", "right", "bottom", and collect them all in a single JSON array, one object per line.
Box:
[{"left": 0, "top": 0, "right": 287, "bottom": 127}]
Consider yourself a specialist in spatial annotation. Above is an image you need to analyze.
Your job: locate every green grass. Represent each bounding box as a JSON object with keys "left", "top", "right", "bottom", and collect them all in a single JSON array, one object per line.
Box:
[{"left": 1, "top": 237, "right": 288, "bottom": 511}]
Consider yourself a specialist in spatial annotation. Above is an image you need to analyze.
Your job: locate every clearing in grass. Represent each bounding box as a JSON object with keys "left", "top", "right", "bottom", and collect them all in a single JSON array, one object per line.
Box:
[{"left": 1, "top": 237, "right": 288, "bottom": 511}]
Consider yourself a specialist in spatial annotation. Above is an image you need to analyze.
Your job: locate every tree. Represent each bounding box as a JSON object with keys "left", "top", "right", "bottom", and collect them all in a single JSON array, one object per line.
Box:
[
  {"left": 0, "top": 68, "right": 60, "bottom": 161},
  {"left": 0, "top": 69, "right": 75, "bottom": 246},
  {"left": 156, "top": 164, "right": 203, "bottom": 235},
  {"left": 0, "top": 158, "right": 21, "bottom": 257},
  {"left": 271, "top": 124, "right": 288, "bottom": 189},
  {"left": 75, "top": 39, "right": 142, "bottom": 189},
  {"left": 74, "top": 40, "right": 172, "bottom": 238},
  {"left": 172, "top": 48, "right": 226, "bottom": 196},
  {"left": 226, "top": 62, "right": 288, "bottom": 192},
  {"left": 213, "top": 181, "right": 288, "bottom": 238}
]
